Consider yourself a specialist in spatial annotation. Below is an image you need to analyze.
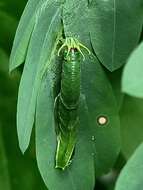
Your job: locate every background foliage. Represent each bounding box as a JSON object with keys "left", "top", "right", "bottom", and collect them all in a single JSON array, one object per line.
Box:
[
  {"left": 0, "top": 0, "right": 47, "bottom": 189},
  {"left": 0, "top": 0, "right": 143, "bottom": 190}
]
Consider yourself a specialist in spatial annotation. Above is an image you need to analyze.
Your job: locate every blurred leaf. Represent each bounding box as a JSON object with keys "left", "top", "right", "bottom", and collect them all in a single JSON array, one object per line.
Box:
[
  {"left": 0, "top": 11, "right": 17, "bottom": 53},
  {"left": 0, "top": 51, "right": 47, "bottom": 190},
  {"left": 0, "top": 127, "right": 11, "bottom": 190},
  {"left": 122, "top": 42, "right": 143, "bottom": 98},
  {"left": 9, "top": 0, "right": 42, "bottom": 72},
  {"left": 0, "top": 0, "right": 27, "bottom": 18},
  {"left": 90, "top": 0, "right": 143, "bottom": 71},
  {"left": 16, "top": 1, "right": 62, "bottom": 153},
  {"left": 115, "top": 142, "right": 143, "bottom": 190},
  {"left": 120, "top": 96, "right": 143, "bottom": 159},
  {"left": 0, "top": 48, "right": 9, "bottom": 72}
]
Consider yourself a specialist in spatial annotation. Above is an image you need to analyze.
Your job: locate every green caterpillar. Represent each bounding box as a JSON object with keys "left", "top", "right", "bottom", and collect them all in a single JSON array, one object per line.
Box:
[{"left": 55, "top": 37, "right": 90, "bottom": 170}]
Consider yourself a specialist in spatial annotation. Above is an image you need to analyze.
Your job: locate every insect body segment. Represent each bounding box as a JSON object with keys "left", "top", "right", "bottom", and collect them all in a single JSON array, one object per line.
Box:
[
  {"left": 55, "top": 38, "right": 90, "bottom": 170},
  {"left": 61, "top": 49, "right": 81, "bottom": 109}
]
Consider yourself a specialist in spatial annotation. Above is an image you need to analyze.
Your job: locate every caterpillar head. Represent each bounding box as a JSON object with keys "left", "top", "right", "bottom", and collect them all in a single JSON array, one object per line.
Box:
[{"left": 58, "top": 37, "right": 90, "bottom": 60}]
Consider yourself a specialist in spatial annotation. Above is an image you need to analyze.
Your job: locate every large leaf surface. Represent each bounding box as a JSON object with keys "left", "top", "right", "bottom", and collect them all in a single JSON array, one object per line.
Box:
[
  {"left": 120, "top": 96, "right": 143, "bottom": 159},
  {"left": 122, "top": 42, "right": 143, "bottom": 98},
  {"left": 63, "top": 0, "right": 91, "bottom": 48},
  {"left": 115, "top": 142, "right": 143, "bottom": 190},
  {"left": 90, "top": 0, "right": 143, "bottom": 71},
  {"left": 36, "top": 54, "right": 120, "bottom": 190},
  {"left": 36, "top": 74, "right": 95, "bottom": 190},
  {"left": 63, "top": 3, "right": 120, "bottom": 173},
  {"left": 9, "top": 0, "right": 43, "bottom": 72},
  {"left": 81, "top": 55, "right": 121, "bottom": 175},
  {"left": 17, "top": 1, "right": 62, "bottom": 153}
]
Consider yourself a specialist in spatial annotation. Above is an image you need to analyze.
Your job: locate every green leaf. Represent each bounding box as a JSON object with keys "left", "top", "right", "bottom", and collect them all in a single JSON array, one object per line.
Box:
[
  {"left": 0, "top": 11, "right": 17, "bottom": 53},
  {"left": 115, "top": 142, "right": 143, "bottom": 190},
  {"left": 17, "top": 1, "right": 62, "bottom": 153},
  {"left": 120, "top": 96, "right": 143, "bottom": 159},
  {"left": 36, "top": 75, "right": 95, "bottom": 190},
  {"left": 9, "top": 0, "right": 43, "bottom": 72},
  {"left": 122, "top": 42, "right": 143, "bottom": 98},
  {"left": 0, "top": 64, "right": 47, "bottom": 190},
  {"left": 63, "top": 5, "right": 120, "bottom": 173},
  {"left": 0, "top": 0, "right": 27, "bottom": 18},
  {"left": 81, "top": 55, "right": 121, "bottom": 175},
  {"left": 90, "top": 0, "right": 143, "bottom": 71},
  {"left": 0, "top": 127, "right": 11, "bottom": 190},
  {"left": 0, "top": 48, "right": 9, "bottom": 73},
  {"left": 35, "top": 54, "right": 120, "bottom": 190},
  {"left": 63, "top": 0, "right": 90, "bottom": 46},
  {"left": 107, "top": 68, "right": 124, "bottom": 111}
]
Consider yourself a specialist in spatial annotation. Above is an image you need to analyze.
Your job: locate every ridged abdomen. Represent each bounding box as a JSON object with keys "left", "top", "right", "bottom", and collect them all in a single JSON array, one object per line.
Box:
[{"left": 61, "top": 49, "right": 81, "bottom": 109}]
